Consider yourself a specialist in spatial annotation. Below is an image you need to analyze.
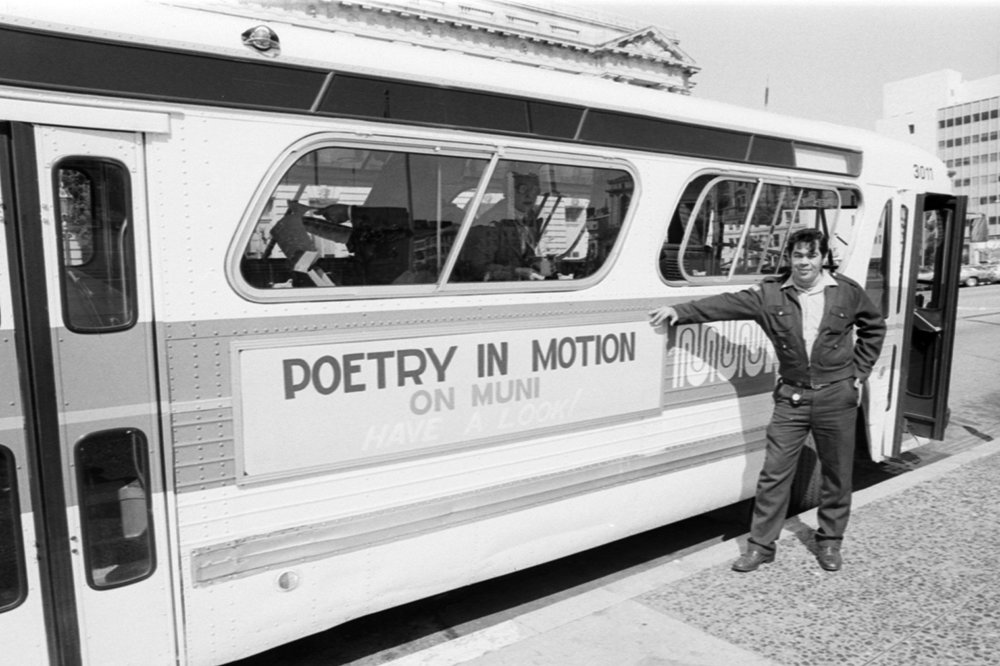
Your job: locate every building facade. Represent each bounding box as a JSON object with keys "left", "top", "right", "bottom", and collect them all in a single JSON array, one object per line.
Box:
[
  {"left": 878, "top": 70, "right": 1000, "bottom": 256},
  {"left": 209, "top": 0, "right": 699, "bottom": 93}
]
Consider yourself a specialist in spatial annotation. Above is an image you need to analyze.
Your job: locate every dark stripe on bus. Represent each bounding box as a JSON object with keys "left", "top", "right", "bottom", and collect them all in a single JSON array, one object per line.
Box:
[
  {"left": 0, "top": 25, "right": 325, "bottom": 111},
  {"left": 0, "top": 24, "right": 861, "bottom": 176}
]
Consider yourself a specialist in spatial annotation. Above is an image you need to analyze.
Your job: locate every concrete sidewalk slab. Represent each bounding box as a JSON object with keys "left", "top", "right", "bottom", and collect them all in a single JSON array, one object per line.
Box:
[{"left": 640, "top": 438, "right": 1000, "bottom": 666}]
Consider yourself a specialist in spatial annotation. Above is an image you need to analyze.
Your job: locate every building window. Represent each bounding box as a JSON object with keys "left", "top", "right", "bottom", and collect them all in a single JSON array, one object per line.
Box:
[{"left": 908, "top": 124, "right": 915, "bottom": 134}]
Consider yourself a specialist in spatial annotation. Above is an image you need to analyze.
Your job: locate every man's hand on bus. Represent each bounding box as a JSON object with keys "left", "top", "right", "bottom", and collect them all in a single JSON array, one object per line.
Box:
[{"left": 648, "top": 305, "right": 679, "bottom": 327}]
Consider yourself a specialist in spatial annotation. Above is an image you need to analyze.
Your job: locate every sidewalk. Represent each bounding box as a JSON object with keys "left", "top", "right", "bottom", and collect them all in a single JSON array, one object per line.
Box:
[{"left": 385, "top": 419, "right": 1000, "bottom": 666}]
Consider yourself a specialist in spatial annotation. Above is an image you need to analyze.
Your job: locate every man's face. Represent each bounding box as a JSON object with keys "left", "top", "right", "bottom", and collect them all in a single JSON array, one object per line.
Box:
[
  {"left": 514, "top": 177, "right": 541, "bottom": 213},
  {"left": 789, "top": 241, "right": 823, "bottom": 287}
]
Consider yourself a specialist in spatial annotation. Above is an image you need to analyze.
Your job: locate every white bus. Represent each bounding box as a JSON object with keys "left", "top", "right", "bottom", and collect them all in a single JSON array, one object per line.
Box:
[{"left": 0, "top": 3, "right": 966, "bottom": 665}]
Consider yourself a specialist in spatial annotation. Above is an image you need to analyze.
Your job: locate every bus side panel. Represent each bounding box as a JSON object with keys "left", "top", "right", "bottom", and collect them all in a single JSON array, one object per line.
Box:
[{"left": 145, "top": 113, "right": 783, "bottom": 663}]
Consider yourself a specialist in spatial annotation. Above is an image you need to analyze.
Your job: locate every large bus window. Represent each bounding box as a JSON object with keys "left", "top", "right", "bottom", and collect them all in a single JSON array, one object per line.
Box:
[
  {"left": 661, "top": 176, "right": 858, "bottom": 283},
  {"left": 0, "top": 445, "right": 26, "bottom": 612},
  {"left": 75, "top": 429, "right": 155, "bottom": 589},
  {"left": 449, "top": 160, "right": 632, "bottom": 283},
  {"left": 240, "top": 148, "right": 487, "bottom": 289},
  {"left": 54, "top": 160, "right": 137, "bottom": 333}
]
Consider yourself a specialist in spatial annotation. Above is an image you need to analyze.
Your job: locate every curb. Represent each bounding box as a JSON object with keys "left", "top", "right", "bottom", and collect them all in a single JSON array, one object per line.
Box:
[{"left": 381, "top": 423, "right": 1000, "bottom": 666}]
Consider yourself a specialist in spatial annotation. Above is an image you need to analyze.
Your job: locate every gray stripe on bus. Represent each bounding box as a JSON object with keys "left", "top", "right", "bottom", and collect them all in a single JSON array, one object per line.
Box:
[
  {"left": 162, "top": 300, "right": 766, "bottom": 491},
  {"left": 191, "top": 426, "right": 767, "bottom": 586}
]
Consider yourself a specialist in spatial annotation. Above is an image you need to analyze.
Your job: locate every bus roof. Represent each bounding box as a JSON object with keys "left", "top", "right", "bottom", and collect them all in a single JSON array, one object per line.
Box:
[{"left": 0, "top": 0, "right": 941, "bottom": 180}]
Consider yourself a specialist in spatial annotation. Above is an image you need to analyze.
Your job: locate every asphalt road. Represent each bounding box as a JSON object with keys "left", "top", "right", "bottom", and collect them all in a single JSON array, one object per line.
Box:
[
  {"left": 948, "top": 283, "right": 1000, "bottom": 426},
  {"left": 226, "top": 284, "right": 1000, "bottom": 666}
]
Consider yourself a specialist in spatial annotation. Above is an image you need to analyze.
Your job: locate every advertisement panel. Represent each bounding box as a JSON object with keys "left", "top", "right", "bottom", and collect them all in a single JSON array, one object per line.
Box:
[{"left": 235, "top": 321, "right": 663, "bottom": 480}]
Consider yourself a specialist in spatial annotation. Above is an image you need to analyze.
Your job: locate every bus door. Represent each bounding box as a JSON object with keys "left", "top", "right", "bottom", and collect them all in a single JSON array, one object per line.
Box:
[
  {"left": 0, "top": 122, "right": 174, "bottom": 666},
  {"left": 0, "top": 126, "right": 49, "bottom": 666},
  {"left": 898, "top": 193, "right": 966, "bottom": 444}
]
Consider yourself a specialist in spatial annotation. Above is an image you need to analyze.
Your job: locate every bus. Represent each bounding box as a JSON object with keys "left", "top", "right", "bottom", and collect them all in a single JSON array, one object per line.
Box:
[{"left": 0, "top": 2, "right": 966, "bottom": 665}]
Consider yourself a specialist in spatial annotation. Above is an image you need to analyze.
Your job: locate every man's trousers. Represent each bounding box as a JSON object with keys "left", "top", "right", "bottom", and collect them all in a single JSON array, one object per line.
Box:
[{"left": 747, "top": 378, "right": 859, "bottom": 554}]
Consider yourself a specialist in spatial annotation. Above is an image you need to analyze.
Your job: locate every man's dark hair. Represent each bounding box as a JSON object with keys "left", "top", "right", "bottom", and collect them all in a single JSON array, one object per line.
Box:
[{"left": 785, "top": 228, "right": 829, "bottom": 258}]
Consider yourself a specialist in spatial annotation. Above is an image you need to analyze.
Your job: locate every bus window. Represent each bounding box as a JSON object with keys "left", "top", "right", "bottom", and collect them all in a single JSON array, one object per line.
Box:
[
  {"left": 54, "top": 160, "right": 137, "bottom": 333},
  {"left": 661, "top": 176, "right": 858, "bottom": 283},
  {"left": 897, "top": 205, "right": 909, "bottom": 314},
  {"left": 0, "top": 445, "right": 26, "bottom": 612},
  {"left": 866, "top": 201, "right": 892, "bottom": 316},
  {"left": 449, "top": 160, "right": 632, "bottom": 283},
  {"left": 240, "top": 148, "right": 487, "bottom": 289},
  {"left": 75, "top": 429, "right": 155, "bottom": 589}
]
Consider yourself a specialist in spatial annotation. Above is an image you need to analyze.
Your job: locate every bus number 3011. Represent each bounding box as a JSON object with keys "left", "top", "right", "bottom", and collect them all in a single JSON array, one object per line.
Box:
[{"left": 914, "top": 164, "right": 934, "bottom": 180}]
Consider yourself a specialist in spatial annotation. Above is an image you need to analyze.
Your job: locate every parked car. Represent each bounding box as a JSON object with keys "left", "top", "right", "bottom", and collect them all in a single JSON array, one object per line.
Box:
[
  {"left": 959, "top": 263, "right": 999, "bottom": 287},
  {"left": 915, "top": 263, "right": 998, "bottom": 287}
]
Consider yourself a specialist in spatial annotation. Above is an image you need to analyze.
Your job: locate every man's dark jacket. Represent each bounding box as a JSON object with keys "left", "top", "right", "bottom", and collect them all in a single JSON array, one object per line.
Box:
[{"left": 672, "top": 272, "right": 887, "bottom": 386}]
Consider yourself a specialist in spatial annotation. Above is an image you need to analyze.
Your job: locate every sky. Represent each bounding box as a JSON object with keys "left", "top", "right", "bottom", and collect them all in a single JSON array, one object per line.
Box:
[{"left": 579, "top": 1, "right": 1000, "bottom": 131}]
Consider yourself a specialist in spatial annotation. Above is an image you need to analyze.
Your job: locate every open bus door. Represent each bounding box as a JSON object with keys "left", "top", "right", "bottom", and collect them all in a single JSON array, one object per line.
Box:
[
  {"left": 0, "top": 121, "right": 174, "bottom": 666},
  {"left": 897, "top": 193, "right": 966, "bottom": 446}
]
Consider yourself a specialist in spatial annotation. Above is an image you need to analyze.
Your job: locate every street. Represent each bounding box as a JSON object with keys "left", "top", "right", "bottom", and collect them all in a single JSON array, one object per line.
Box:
[{"left": 947, "top": 283, "right": 1000, "bottom": 426}]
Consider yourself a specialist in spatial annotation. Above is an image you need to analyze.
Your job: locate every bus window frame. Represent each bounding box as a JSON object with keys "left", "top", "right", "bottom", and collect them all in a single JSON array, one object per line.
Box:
[
  {"left": 226, "top": 132, "right": 640, "bottom": 302},
  {"left": 661, "top": 170, "right": 860, "bottom": 286}
]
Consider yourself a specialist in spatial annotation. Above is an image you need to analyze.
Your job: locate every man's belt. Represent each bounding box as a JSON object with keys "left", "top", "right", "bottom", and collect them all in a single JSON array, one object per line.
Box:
[{"left": 778, "top": 376, "right": 851, "bottom": 390}]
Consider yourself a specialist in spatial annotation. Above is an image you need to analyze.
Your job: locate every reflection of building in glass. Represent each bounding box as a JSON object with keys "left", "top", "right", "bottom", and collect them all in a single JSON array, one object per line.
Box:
[{"left": 878, "top": 70, "right": 1000, "bottom": 261}]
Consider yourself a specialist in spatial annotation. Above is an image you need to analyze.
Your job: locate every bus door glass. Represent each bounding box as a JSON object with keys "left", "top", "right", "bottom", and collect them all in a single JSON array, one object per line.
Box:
[
  {"left": 1, "top": 122, "right": 175, "bottom": 666},
  {"left": 900, "top": 193, "right": 966, "bottom": 442},
  {"left": 0, "top": 129, "right": 48, "bottom": 666}
]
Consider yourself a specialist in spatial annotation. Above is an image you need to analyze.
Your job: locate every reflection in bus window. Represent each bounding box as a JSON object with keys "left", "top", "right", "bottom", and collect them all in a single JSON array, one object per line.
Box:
[
  {"left": 661, "top": 177, "right": 858, "bottom": 283},
  {"left": 75, "top": 429, "right": 155, "bottom": 590},
  {"left": 0, "top": 445, "right": 26, "bottom": 612},
  {"left": 898, "top": 205, "right": 909, "bottom": 313},
  {"left": 449, "top": 160, "right": 632, "bottom": 282},
  {"left": 55, "top": 161, "right": 137, "bottom": 333},
  {"left": 918, "top": 209, "right": 951, "bottom": 310},
  {"left": 866, "top": 201, "right": 892, "bottom": 316},
  {"left": 240, "top": 148, "right": 487, "bottom": 289}
]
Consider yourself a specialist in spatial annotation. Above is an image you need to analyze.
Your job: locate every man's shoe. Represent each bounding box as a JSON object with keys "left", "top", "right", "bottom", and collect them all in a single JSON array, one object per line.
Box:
[
  {"left": 817, "top": 546, "right": 842, "bottom": 571},
  {"left": 731, "top": 547, "right": 775, "bottom": 572}
]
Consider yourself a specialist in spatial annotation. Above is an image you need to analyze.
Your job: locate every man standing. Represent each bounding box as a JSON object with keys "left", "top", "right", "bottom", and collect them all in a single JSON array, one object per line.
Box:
[{"left": 649, "top": 229, "right": 885, "bottom": 572}]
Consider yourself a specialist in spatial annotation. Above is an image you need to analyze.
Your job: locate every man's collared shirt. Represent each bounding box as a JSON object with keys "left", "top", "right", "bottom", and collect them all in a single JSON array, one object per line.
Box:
[{"left": 783, "top": 270, "right": 838, "bottom": 357}]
